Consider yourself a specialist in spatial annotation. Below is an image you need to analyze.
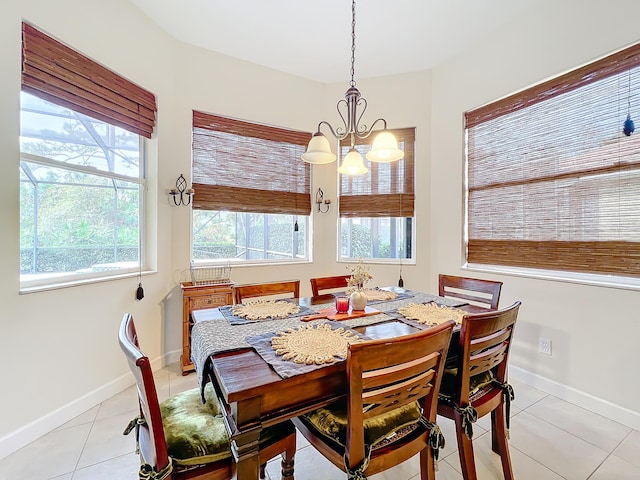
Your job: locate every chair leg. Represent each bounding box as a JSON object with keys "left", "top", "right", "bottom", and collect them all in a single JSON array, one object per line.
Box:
[
  {"left": 491, "top": 410, "right": 499, "bottom": 453},
  {"left": 492, "top": 405, "right": 514, "bottom": 480},
  {"left": 259, "top": 463, "right": 266, "bottom": 479},
  {"left": 419, "top": 445, "right": 436, "bottom": 480},
  {"left": 455, "top": 413, "right": 478, "bottom": 480}
]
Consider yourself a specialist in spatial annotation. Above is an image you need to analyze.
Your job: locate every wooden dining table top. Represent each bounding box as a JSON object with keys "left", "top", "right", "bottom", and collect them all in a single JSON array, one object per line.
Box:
[{"left": 190, "top": 287, "right": 490, "bottom": 480}]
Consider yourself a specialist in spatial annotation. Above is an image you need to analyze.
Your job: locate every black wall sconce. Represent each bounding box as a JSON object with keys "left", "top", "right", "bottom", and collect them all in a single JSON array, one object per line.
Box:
[
  {"left": 316, "top": 187, "right": 331, "bottom": 213},
  {"left": 170, "top": 174, "right": 194, "bottom": 206}
]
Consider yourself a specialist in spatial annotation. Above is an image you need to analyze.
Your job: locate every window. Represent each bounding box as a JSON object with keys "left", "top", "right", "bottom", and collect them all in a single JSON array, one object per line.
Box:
[
  {"left": 465, "top": 42, "right": 640, "bottom": 279},
  {"left": 339, "top": 128, "right": 415, "bottom": 261},
  {"left": 191, "top": 112, "right": 311, "bottom": 264},
  {"left": 20, "top": 23, "right": 156, "bottom": 289}
]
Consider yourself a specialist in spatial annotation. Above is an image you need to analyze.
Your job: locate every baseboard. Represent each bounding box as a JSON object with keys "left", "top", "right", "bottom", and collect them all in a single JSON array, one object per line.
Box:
[
  {"left": 4, "top": 358, "right": 636, "bottom": 461},
  {"left": 0, "top": 352, "right": 174, "bottom": 460},
  {"left": 510, "top": 365, "right": 640, "bottom": 431},
  {"left": 165, "top": 349, "right": 181, "bottom": 367}
]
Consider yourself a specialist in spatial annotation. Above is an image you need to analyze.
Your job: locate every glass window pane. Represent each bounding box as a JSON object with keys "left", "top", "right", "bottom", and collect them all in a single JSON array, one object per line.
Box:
[
  {"left": 20, "top": 91, "right": 144, "bottom": 287},
  {"left": 465, "top": 46, "right": 640, "bottom": 277},
  {"left": 20, "top": 162, "right": 140, "bottom": 277},
  {"left": 193, "top": 210, "right": 307, "bottom": 262},
  {"left": 340, "top": 217, "right": 411, "bottom": 260},
  {"left": 20, "top": 92, "right": 140, "bottom": 178}
]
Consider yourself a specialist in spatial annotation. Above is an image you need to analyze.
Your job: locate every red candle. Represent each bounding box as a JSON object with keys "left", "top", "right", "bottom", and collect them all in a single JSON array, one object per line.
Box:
[{"left": 335, "top": 296, "right": 350, "bottom": 313}]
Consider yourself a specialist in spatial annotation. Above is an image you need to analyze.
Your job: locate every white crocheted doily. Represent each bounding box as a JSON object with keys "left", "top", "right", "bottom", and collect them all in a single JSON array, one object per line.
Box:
[
  {"left": 231, "top": 299, "right": 301, "bottom": 320},
  {"left": 398, "top": 303, "right": 465, "bottom": 325},
  {"left": 271, "top": 324, "right": 364, "bottom": 365}
]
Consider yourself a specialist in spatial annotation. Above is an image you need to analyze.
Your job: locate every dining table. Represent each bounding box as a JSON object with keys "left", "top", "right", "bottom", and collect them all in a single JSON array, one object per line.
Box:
[{"left": 189, "top": 286, "right": 490, "bottom": 480}]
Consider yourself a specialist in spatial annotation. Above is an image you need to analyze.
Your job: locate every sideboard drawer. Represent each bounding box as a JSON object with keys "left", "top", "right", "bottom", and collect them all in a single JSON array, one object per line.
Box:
[{"left": 190, "top": 293, "right": 229, "bottom": 310}]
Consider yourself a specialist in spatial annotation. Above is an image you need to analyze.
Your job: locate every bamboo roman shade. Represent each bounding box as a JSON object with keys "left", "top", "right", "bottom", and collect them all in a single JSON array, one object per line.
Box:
[
  {"left": 192, "top": 111, "right": 311, "bottom": 215},
  {"left": 21, "top": 22, "right": 157, "bottom": 138},
  {"left": 466, "top": 42, "right": 640, "bottom": 277},
  {"left": 339, "top": 128, "right": 415, "bottom": 218}
]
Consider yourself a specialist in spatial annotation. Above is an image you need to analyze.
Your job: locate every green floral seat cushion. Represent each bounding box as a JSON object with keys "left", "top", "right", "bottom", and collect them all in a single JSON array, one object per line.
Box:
[
  {"left": 160, "top": 383, "right": 294, "bottom": 467},
  {"left": 160, "top": 382, "right": 231, "bottom": 466},
  {"left": 439, "top": 368, "right": 494, "bottom": 401},
  {"left": 299, "top": 400, "right": 422, "bottom": 448}
]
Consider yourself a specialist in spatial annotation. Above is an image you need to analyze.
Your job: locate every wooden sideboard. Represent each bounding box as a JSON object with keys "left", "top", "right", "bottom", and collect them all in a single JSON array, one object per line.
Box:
[{"left": 180, "top": 281, "right": 234, "bottom": 375}]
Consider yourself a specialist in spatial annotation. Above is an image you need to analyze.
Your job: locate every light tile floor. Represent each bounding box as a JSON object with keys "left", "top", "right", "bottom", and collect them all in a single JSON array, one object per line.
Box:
[{"left": 1, "top": 363, "right": 639, "bottom": 479}]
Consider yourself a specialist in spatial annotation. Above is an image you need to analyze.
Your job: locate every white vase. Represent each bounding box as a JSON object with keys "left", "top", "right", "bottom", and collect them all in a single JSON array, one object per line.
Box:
[{"left": 350, "top": 290, "right": 367, "bottom": 311}]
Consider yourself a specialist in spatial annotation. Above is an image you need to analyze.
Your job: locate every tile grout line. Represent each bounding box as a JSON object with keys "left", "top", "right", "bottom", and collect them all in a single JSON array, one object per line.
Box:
[
  {"left": 66, "top": 404, "right": 100, "bottom": 480},
  {"left": 585, "top": 429, "right": 638, "bottom": 480},
  {"left": 9, "top": 363, "right": 635, "bottom": 479},
  {"left": 522, "top": 394, "right": 633, "bottom": 454}
]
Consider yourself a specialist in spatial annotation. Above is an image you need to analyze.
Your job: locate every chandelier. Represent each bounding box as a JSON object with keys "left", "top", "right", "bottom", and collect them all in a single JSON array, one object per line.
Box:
[{"left": 301, "top": 0, "right": 404, "bottom": 175}]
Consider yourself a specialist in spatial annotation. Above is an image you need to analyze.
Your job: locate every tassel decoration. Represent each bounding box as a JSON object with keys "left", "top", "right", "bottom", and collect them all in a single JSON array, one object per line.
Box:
[
  {"left": 136, "top": 283, "right": 144, "bottom": 301},
  {"left": 623, "top": 113, "right": 635, "bottom": 136}
]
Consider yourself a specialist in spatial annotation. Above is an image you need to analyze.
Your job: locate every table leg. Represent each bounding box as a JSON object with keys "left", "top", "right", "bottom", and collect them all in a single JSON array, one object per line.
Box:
[{"left": 230, "top": 397, "right": 263, "bottom": 480}]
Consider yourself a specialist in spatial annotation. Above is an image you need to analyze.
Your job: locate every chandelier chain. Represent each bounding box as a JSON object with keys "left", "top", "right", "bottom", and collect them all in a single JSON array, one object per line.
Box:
[
  {"left": 350, "top": 0, "right": 356, "bottom": 87},
  {"left": 300, "top": 0, "right": 403, "bottom": 168}
]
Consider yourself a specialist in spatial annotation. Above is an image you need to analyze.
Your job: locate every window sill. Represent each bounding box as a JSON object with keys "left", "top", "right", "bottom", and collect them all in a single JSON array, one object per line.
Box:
[
  {"left": 210, "top": 258, "right": 312, "bottom": 269},
  {"left": 464, "top": 263, "right": 640, "bottom": 292},
  {"left": 337, "top": 258, "right": 416, "bottom": 266},
  {"left": 20, "top": 269, "right": 155, "bottom": 294}
]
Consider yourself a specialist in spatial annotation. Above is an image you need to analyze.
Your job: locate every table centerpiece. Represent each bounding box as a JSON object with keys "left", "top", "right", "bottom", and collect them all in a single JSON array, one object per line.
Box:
[{"left": 346, "top": 259, "right": 372, "bottom": 310}]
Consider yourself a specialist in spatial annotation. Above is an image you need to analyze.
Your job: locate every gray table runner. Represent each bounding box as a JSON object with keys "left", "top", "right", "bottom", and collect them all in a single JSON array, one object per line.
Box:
[
  {"left": 218, "top": 301, "right": 316, "bottom": 325},
  {"left": 245, "top": 321, "right": 370, "bottom": 378},
  {"left": 190, "top": 289, "right": 466, "bottom": 398}
]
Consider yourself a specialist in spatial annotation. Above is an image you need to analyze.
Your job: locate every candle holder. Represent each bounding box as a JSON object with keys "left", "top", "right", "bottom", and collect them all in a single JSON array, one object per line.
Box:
[
  {"left": 316, "top": 188, "right": 331, "bottom": 213},
  {"left": 169, "top": 174, "right": 194, "bottom": 206},
  {"left": 335, "top": 296, "right": 350, "bottom": 313}
]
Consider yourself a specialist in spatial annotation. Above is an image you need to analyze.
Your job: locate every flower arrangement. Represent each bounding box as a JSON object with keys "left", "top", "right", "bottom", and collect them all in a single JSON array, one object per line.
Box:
[{"left": 346, "top": 259, "right": 373, "bottom": 290}]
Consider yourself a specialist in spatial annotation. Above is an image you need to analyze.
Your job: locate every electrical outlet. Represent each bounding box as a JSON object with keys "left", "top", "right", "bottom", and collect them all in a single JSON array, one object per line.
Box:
[{"left": 539, "top": 337, "right": 552, "bottom": 356}]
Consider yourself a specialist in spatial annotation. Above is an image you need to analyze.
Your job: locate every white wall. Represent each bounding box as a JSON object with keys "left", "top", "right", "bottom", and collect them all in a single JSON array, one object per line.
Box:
[
  {"left": 430, "top": 1, "right": 640, "bottom": 428},
  {"left": 0, "top": 0, "right": 430, "bottom": 458},
  {"left": 0, "top": 0, "right": 179, "bottom": 457},
  {"left": 2, "top": 0, "right": 639, "bottom": 461},
  {"left": 160, "top": 51, "right": 432, "bottom": 355}
]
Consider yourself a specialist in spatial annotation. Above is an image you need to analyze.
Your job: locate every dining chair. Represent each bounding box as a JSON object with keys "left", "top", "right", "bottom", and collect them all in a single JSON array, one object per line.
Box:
[
  {"left": 438, "top": 274, "right": 503, "bottom": 309},
  {"left": 309, "top": 274, "right": 351, "bottom": 296},
  {"left": 119, "top": 313, "right": 296, "bottom": 480},
  {"left": 293, "top": 320, "right": 455, "bottom": 480},
  {"left": 437, "top": 301, "right": 521, "bottom": 480},
  {"left": 233, "top": 280, "right": 300, "bottom": 304}
]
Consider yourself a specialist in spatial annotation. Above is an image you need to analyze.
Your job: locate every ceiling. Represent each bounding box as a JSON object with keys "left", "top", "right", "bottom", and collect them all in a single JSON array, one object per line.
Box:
[{"left": 128, "top": 0, "right": 543, "bottom": 84}]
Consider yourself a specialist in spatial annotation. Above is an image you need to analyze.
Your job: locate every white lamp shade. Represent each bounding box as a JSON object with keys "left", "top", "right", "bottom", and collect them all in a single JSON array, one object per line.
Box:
[
  {"left": 366, "top": 130, "right": 404, "bottom": 163},
  {"left": 338, "top": 148, "right": 369, "bottom": 175},
  {"left": 301, "top": 133, "right": 337, "bottom": 164}
]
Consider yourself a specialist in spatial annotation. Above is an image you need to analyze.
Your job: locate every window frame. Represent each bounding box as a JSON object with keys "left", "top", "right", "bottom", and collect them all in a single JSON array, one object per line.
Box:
[
  {"left": 190, "top": 112, "right": 311, "bottom": 266},
  {"left": 338, "top": 128, "right": 416, "bottom": 263},
  {"left": 19, "top": 22, "right": 155, "bottom": 291},
  {"left": 19, "top": 141, "right": 148, "bottom": 292},
  {"left": 464, "top": 41, "right": 640, "bottom": 290}
]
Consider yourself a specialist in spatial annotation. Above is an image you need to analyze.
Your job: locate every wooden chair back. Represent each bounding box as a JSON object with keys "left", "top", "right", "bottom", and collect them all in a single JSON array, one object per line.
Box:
[
  {"left": 119, "top": 313, "right": 171, "bottom": 474},
  {"left": 119, "top": 314, "right": 233, "bottom": 479},
  {"left": 120, "top": 314, "right": 296, "bottom": 479},
  {"left": 234, "top": 280, "right": 300, "bottom": 304},
  {"left": 455, "top": 301, "right": 520, "bottom": 404},
  {"left": 438, "top": 274, "right": 503, "bottom": 309},
  {"left": 310, "top": 275, "right": 351, "bottom": 296},
  {"left": 345, "top": 320, "right": 454, "bottom": 474},
  {"left": 438, "top": 301, "right": 521, "bottom": 480},
  {"left": 293, "top": 320, "right": 454, "bottom": 478}
]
